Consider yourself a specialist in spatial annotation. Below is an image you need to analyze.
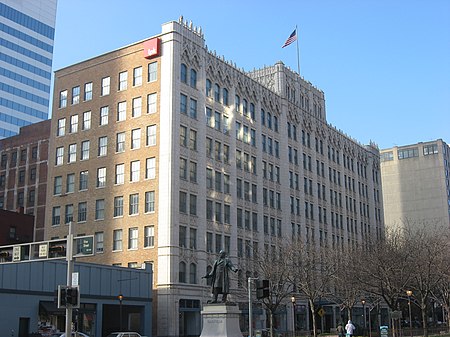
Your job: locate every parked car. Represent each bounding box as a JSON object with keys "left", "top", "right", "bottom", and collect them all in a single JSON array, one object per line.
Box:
[
  {"left": 106, "top": 333, "right": 146, "bottom": 337},
  {"left": 51, "top": 332, "right": 90, "bottom": 337}
]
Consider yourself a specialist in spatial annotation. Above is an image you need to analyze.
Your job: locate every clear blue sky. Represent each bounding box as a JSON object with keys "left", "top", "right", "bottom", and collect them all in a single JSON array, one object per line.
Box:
[{"left": 52, "top": 0, "right": 450, "bottom": 150}]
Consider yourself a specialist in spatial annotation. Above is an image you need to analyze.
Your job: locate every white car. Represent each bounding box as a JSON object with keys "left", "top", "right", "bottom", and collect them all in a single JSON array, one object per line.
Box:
[
  {"left": 58, "top": 332, "right": 90, "bottom": 337},
  {"left": 106, "top": 333, "right": 146, "bottom": 337}
]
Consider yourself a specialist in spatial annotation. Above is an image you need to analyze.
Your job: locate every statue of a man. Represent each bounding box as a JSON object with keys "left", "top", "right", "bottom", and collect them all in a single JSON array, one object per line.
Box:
[{"left": 203, "top": 250, "right": 239, "bottom": 303}]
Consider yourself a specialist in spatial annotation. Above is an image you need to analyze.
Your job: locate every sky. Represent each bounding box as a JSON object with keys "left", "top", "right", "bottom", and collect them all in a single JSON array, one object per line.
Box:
[{"left": 52, "top": 0, "right": 450, "bottom": 150}]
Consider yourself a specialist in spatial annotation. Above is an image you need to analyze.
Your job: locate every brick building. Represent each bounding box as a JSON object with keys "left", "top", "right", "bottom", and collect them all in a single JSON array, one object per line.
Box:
[
  {"left": 45, "top": 18, "right": 384, "bottom": 336},
  {"left": 0, "top": 119, "right": 50, "bottom": 241},
  {"left": 0, "top": 208, "right": 34, "bottom": 245}
]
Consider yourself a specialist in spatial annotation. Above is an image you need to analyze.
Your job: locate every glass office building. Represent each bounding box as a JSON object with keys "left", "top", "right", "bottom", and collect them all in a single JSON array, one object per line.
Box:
[{"left": 0, "top": 0, "right": 57, "bottom": 139}]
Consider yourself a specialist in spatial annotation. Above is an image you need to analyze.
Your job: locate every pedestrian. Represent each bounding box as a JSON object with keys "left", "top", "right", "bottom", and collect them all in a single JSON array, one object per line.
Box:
[
  {"left": 337, "top": 323, "right": 344, "bottom": 337},
  {"left": 345, "top": 320, "right": 356, "bottom": 337}
]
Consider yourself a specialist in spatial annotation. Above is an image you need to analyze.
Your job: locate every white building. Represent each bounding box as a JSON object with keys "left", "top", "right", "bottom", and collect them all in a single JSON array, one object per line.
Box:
[{"left": 46, "top": 18, "right": 384, "bottom": 337}]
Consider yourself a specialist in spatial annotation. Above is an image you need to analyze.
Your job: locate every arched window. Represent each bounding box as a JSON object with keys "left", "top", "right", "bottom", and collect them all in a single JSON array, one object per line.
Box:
[
  {"left": 235, "top": 95, "right": 240, "bottom": 112},
  {"left": 180, "top": 64, "right": 187, "bottom": 83},
  {"left": 214, "top": 84, "right": 220, "bottom": 102},
  {"left": 190, "top": 69, "right": 197, "bottom": 88},
  {"left": 222, "top": 88, "right": 229, "bottom": 106},
  {"left": 206, "top": 79, "right": 212, "bottom": 97},
  {"left": 189, "top": 263, "right": 197, "bottom": 284},
  {"left": 179, "top": 261, "right": 186, "bottom": 283}
]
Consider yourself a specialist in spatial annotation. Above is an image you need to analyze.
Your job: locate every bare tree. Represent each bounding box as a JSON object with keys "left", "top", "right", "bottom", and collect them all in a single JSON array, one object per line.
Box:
[
  {"left": 239, "top": 239, "right": 294, "bottom": 337},
  {"left": 408, "top": 226, "right": 450, "bottom": 337},
  {"left": 288, "top": 239, "right": 337, "bottom": 337}
]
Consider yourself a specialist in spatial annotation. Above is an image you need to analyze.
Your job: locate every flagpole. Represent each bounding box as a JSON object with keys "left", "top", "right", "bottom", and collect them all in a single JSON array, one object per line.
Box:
[{"left": 296, "top": 25, "right": 300, "bottom": 76}]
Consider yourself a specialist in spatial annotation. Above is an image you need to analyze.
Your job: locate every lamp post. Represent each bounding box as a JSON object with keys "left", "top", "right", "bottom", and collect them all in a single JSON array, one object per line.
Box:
[
  {"left": 118, "top": 293, "right": 123, "bottom": 331},
  {"left": 361, "top": 299, "right": 366, "bottom": 337},
  {"left": 291, "top": 296, "right": 296, "bottom": 337},
  {"left": 406, "top": 290, "right": 413, "bottom": 337}
]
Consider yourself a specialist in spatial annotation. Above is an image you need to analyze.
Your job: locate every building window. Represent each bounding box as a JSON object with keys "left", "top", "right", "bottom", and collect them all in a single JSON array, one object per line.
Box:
[
  {"left": 189, "top": 130, "right": 197, "bottom": 150},
  {"left": 54, "top": 176, "right": 62, "bottom": 195},
  {"left": 119, "top": 71, "right": 128, "bottom": 91},
  {"left": 146, "top": 125, "right": 157, "bottom": 146},
  {"left": 145, "top": 191, "right": 155, "bottom": 213},
  {"left": 214, "top": 84, "right": 220, "bottom": 102},
  {"left": 190, "top": 69, "right": 197, "bottom": 88},
  {"left": 129, "top": 193, "right": 139, "bottom": 215},
  {"left": 82, "top": 111, "right": 91, "bottom": 130},
  {"left": 148, "top": 62, "right": 157, "bottom": 82},
  {"left": 423, "top": 144, "right": 438, "bottom": 155},
  {"left": 114, "top": 196, "right": 124, "bottom": 217},
  {"left": 128, "top": 227, "right": 138, "bottom": 249},
  {"left": 131, "top": 128, "right": 141, "bottom": 149},
  {"left": 380, "top": 151, "right": 394, "bottom": 162},
  {"left": 180, "top": 63, "right": 187, "bottom": 83},
  {"left": 97, "top": 167, "right": 106, "bottom": 188},
  {"left": 28, "top": 189, "right": 35, "bottom": 204},
  {"left": 78, "top": 202, "right": 87, "bottom": 222},
  {"left": 95, "top": 232, "right": 104, "bottom": 253},
  {"left": 68, "top": 144, "right": 76, "bottom": 163},
  {"left": 98, "top": 136, "right": 107, "bottom": 156},
  {"left": 31, "top": 147, "right": 38, "bottom": 159},
  {"left": 117, "top": 101, "right": 126, "bottom": 121},
  {"left": 146, "top": 157, "right": 156, "bottom": 179},
  {"left": 95, "top": 199, "right": 105, "bottom": 220},
  {"left": 101, "top": 77, "right": 110, "bottom": 96},
  {"left": 180, "top": 94, "right": 187, "bottom": 115},
  {"left": 133, "top": 66, "right": 142, "bottom": 86},
  {"left": 100, "top": 106, "right": 109, "bottom": 125},
  {"left": 189, "top": 263, "right": 197, "bottom": 284},
  {"left": 55, "top": 147, "right": 64, "bottom": 166},
  {"left": 147, "top": 93, "right": 157, "bottom": 114},
  {"left": 79, "top": 171, "right": 88, "bottom": 190},
  {"left": 29, "top": 167, "right": 36, "bottom": 181},
  {"left": 179, "top": 262, "right": 186, "bottom": 283},
  {"left": 70, "top": 115, "right": 78, "bottom": 133},
  {"left": 81, "top": 140, "right": 90, "bottom": 160},
  {"left": 116, "top": 132, "right": 125, "bottom": 153},
  {"left": 72, "top": 86, "right": 80, "bottom": 105},
  {"left": 189, "top": 98, "right": 197, "bottom": 119},
  {"left": 59, "top": 90, "right": 67, "bottom": 108},
  {"left": 65, "top": 204, "right": 73, "bottom": 223},
  {"left": 144, "top": 225, "right": 154, "bottom": 248},
  {"left": 179, "top": 191, "right": 187, "bottom": 213},
  {"left": 132, "top": 97, "right": 142, "bottom": 117},
  {"left": 52, "top": 206, "right": 61, "bottom": 226},
  {"left": 223, "top": 88, "right": 229, "bottom": 106},
  {"left": 115, "top": 163, "right": 125, "bottom": 185},
  {"left": 190, "top": 161, "right": 197, "bottom": 183},
  {"left": 190, "top": 194, "right": 197, "bottom": 215},
  {"left": 113, "top": 229, "right": 123, "bottom": 251},
  {"left": 130, "top": 160, "right": 140, "bottom": 182},
  {"left": 57, "top": 118, "right": 65, "bottom": 136},
  {"left": 398, "top": 147, "right": 419, "bottom": 160},
  {"left": 18, "top": 170, "right": 25, "bottom": 183},
  {"left": 66, "top": 173, "right": 75, "bottom": 193},
  {"left": 84, "top": 82, "right": 93, "bottom": 101}
]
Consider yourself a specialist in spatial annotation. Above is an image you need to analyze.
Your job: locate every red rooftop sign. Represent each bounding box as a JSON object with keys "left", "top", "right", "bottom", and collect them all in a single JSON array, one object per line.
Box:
[{"left": 143, "top": 38, "right": 160, "bottom": 58}]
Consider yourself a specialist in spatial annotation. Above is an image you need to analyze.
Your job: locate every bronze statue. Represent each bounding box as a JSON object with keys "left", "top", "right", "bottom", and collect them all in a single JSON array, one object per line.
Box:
[{"left": 203, "top": 250, "right": 239, "bottom": 303}]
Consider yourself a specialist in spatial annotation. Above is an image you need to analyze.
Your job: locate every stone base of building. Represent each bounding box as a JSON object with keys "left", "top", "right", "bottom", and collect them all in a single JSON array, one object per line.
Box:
[{"left": 200, "top": 303, "right": 243, "bottom": 337}]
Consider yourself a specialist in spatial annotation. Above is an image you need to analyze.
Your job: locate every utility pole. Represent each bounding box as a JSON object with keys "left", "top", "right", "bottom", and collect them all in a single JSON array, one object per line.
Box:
[{"left": 65, "top": 222, "right": 74, "bottom": 336}]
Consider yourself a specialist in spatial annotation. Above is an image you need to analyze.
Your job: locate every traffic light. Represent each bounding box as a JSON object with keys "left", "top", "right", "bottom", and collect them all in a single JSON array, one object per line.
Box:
[
  {"left": 256, "top": 279, "right": 270, "bottom": 299},
  {"left": 57, "top": 285, "right": 67, "bottom": 308},
  {"left": 66, "top": 286, "right": 80, "bottom": 307}
]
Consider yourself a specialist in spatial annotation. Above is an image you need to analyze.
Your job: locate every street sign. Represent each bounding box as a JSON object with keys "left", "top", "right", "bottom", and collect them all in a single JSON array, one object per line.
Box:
[
  {"left": 39, "top": 243, "right": 48, "bottom": 258},
  {"left": 75, "top": 236, "right": 94, "bottom": 256},
  {"left": 12, "top": 246, "right": 21, "bottom": 262},
  {"left": 318, "top": 307, "right": 326, "bottom": 317}
]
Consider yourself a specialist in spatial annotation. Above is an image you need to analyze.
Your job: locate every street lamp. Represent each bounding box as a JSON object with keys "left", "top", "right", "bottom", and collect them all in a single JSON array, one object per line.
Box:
[
  {"left": 361, "top": 299, "right": 366, "bottom": 337},
  {"left": 406, "top": 290, "right": 413, "bottom": 337},
  {"left": 118, "top": 293, "right": 123, "bottom": 331},
  {"left": 291, "top": 296, "right": 296, "bottom": 337}
]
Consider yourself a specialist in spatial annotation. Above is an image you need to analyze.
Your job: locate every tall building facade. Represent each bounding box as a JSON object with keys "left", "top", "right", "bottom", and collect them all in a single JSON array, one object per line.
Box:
[
  {"left": 0, "top": 119, "right": 50, "bottom": 241},
  {"left": 381, "top": 139, "right": 450, "bottom": 232},
  {"left": 45, "top": 18, "right": 384, "bottom": 337},
  {"left": 0, "top": 0, "right": 57, "bottom": 138}
]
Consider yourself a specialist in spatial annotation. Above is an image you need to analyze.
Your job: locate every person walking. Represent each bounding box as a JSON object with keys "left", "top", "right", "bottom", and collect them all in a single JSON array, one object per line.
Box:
[
  {"left": 345, "top": 320, "right": 356, "bottom": 337},
  {"left": 337, "top": 323, "right": 345, "bottom": 337}
]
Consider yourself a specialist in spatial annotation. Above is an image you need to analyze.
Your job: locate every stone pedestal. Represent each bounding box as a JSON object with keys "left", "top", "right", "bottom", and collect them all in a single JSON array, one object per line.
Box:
[{"left": 200, "top": 303, "right": 243, "bottom": 337}]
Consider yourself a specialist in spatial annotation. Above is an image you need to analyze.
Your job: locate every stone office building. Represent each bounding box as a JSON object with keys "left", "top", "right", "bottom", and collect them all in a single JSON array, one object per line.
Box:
[
  {"left": 45, "top": 18, "right": 384, "bottom": 337},
  {"left": 381, "top": 139, "right": 450, "bottom": 233}
]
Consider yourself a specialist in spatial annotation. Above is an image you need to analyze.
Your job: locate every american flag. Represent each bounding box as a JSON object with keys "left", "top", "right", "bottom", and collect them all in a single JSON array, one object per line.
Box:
[{"left": 282, "top": 29, "right": 297, "bottom": 48}]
